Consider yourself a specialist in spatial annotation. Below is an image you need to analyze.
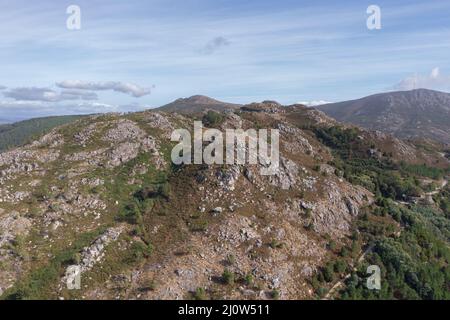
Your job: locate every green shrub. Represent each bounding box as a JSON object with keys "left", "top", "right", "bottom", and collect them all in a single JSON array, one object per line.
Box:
[
  {"left": 244, "top": 273, "right": 253, "bottom": 285},
  {"left": 322, "top": 263, "right": 335, "bottom": 283},
  {"left": 226, "top": 254, "right": 236, "bottom": 266},
  {"left": 316, "top": 287, "right": 327, "bottom": 298},
  {"left": 340, "top": 247, "right": 350, "bottom": 257},
  {"left": 222, "top": 269, "right": 235, "bottom": 285},
  {"left": 193, "top": 287, "right": 207, "bottom": 300},
  {"left": 334, "top": 260, "right": 347, "bottom": 274},
  {"left": 127, "top": 241, "right": 153, "bottom": 263},
  {"left": 269, "top": 239, "right": 283, "bottom": 249},
  {"left": 328, "top": 240, "right": 337, "bottom": 252},
  {"left": 189, "top": 219, "right": 209, "bottom": 232},
  {"left": 141, "top": 278, "right": 157, "bottom": 292},
  {"left": 117, "top": 202, "right": 142, "bottom": 224},
  {"left": 270, "top": 289, "right": 280, "bottom": 300},
  {"left": 202, "top": 111, "right": 224, "bottom": 126},
  {"left": 158, "top": 183, "right": 171, "bottom": 199},
  {"left": 351, "top": 241, "right": 361, "bottom": 257}
]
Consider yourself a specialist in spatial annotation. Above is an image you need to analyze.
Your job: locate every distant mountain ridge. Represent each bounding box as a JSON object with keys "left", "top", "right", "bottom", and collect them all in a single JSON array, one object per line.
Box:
[
  {"left": 317, "top": 89, "right": 450, "bottom": 144},
  {"left": 0, "top": 115, "right": 85, "bottom": 152},
  {"left": 155, "top": 95, "right": 241, "bottom": 114}
]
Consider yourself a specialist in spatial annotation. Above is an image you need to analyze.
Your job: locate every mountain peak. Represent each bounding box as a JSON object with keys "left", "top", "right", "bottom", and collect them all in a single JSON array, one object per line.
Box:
[
  {"left": 155, "top": 95, "right": 241, "bottom": 114},
  {"left": 173, "top": 95, "right": 223, "bottom": 105}
]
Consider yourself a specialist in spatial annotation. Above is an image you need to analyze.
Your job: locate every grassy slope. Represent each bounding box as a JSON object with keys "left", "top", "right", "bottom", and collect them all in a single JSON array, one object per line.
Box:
[{"left": 0, "top": 115, "right": 86, "bottom": 152}]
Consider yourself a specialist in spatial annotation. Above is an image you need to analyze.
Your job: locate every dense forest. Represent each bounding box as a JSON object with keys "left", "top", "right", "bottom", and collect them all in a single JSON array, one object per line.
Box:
[{"left": 313, "top": 126, "right": 450, "bottom": 300}]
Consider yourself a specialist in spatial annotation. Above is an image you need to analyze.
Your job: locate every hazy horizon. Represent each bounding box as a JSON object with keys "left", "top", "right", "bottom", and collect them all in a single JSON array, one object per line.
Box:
[{"left": 2, "top": 87, "right": 450, "bottom": 124}]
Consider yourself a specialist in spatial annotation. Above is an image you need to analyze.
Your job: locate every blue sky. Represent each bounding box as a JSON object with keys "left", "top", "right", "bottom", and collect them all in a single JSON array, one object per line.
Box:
[{"left": 0, "top": 0, "right": 450, "bottom": 121}]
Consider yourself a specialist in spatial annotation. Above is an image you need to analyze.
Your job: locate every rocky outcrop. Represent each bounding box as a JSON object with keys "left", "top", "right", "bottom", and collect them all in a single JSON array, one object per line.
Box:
[
  {"left": 79, "top": 227, "right": 123, "bottom": 272},
  {"left": 103, "top": 119, "right": 146, "bottom": 142},
  {"left": 241, "top": 101, "right": 284, "bottom": 113},
  {"left": 311, "top": 182, "right": 372, "bottom": 236},
  {"left": 143, "top": 112, "right": 174, "bottom": 138},
  {"left": 107, "top": 142, "right": 140, "bottom": 168},
  {"left": 269, "top": 157, "right": 299, "bottom": 190},
  {"left": 216, "top": 165, "right": 241, "bottom": 191}
]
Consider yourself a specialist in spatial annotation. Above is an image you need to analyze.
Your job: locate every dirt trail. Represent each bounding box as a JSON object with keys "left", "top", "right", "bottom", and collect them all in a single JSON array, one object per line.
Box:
[{"left": 324, "top": 245, "right": 374, "bottom": 300}]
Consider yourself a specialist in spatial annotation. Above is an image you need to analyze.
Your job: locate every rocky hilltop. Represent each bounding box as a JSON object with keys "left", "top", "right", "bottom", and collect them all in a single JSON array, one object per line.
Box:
[{"left": 0, "top": 101, "right": 448, "bottom": 300}]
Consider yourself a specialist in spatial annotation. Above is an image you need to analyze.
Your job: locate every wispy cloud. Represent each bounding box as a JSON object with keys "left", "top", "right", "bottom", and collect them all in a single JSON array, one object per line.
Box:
[
  {"left": 200, "top": 36, "right": 230, "bottom": 55},
  {"left": 56, "top": 81, "right": 152, "bottom": 98},
  {"left": 393, "top": 67, "right": 450, "bottom": 91}
]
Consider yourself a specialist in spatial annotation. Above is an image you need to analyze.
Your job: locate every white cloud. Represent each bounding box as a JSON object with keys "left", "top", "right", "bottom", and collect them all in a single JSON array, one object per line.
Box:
[
  {"left": 3, "top": 87, "right": 98, "bottom": 102},
  {"left": 56, "top": 81, "right": 152, "bottom": 98},
  {"left": 298, "top": 100, "right": 332, "bottom": 107},
  {"left": 430, "top": 67, "right": 440, "bottom": 78},
  {"left": 4, "top": 87, "right": 55, "bottom": 101},
  {"left": 393, "top": 67, "right": 450, "bottom": 91}
]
